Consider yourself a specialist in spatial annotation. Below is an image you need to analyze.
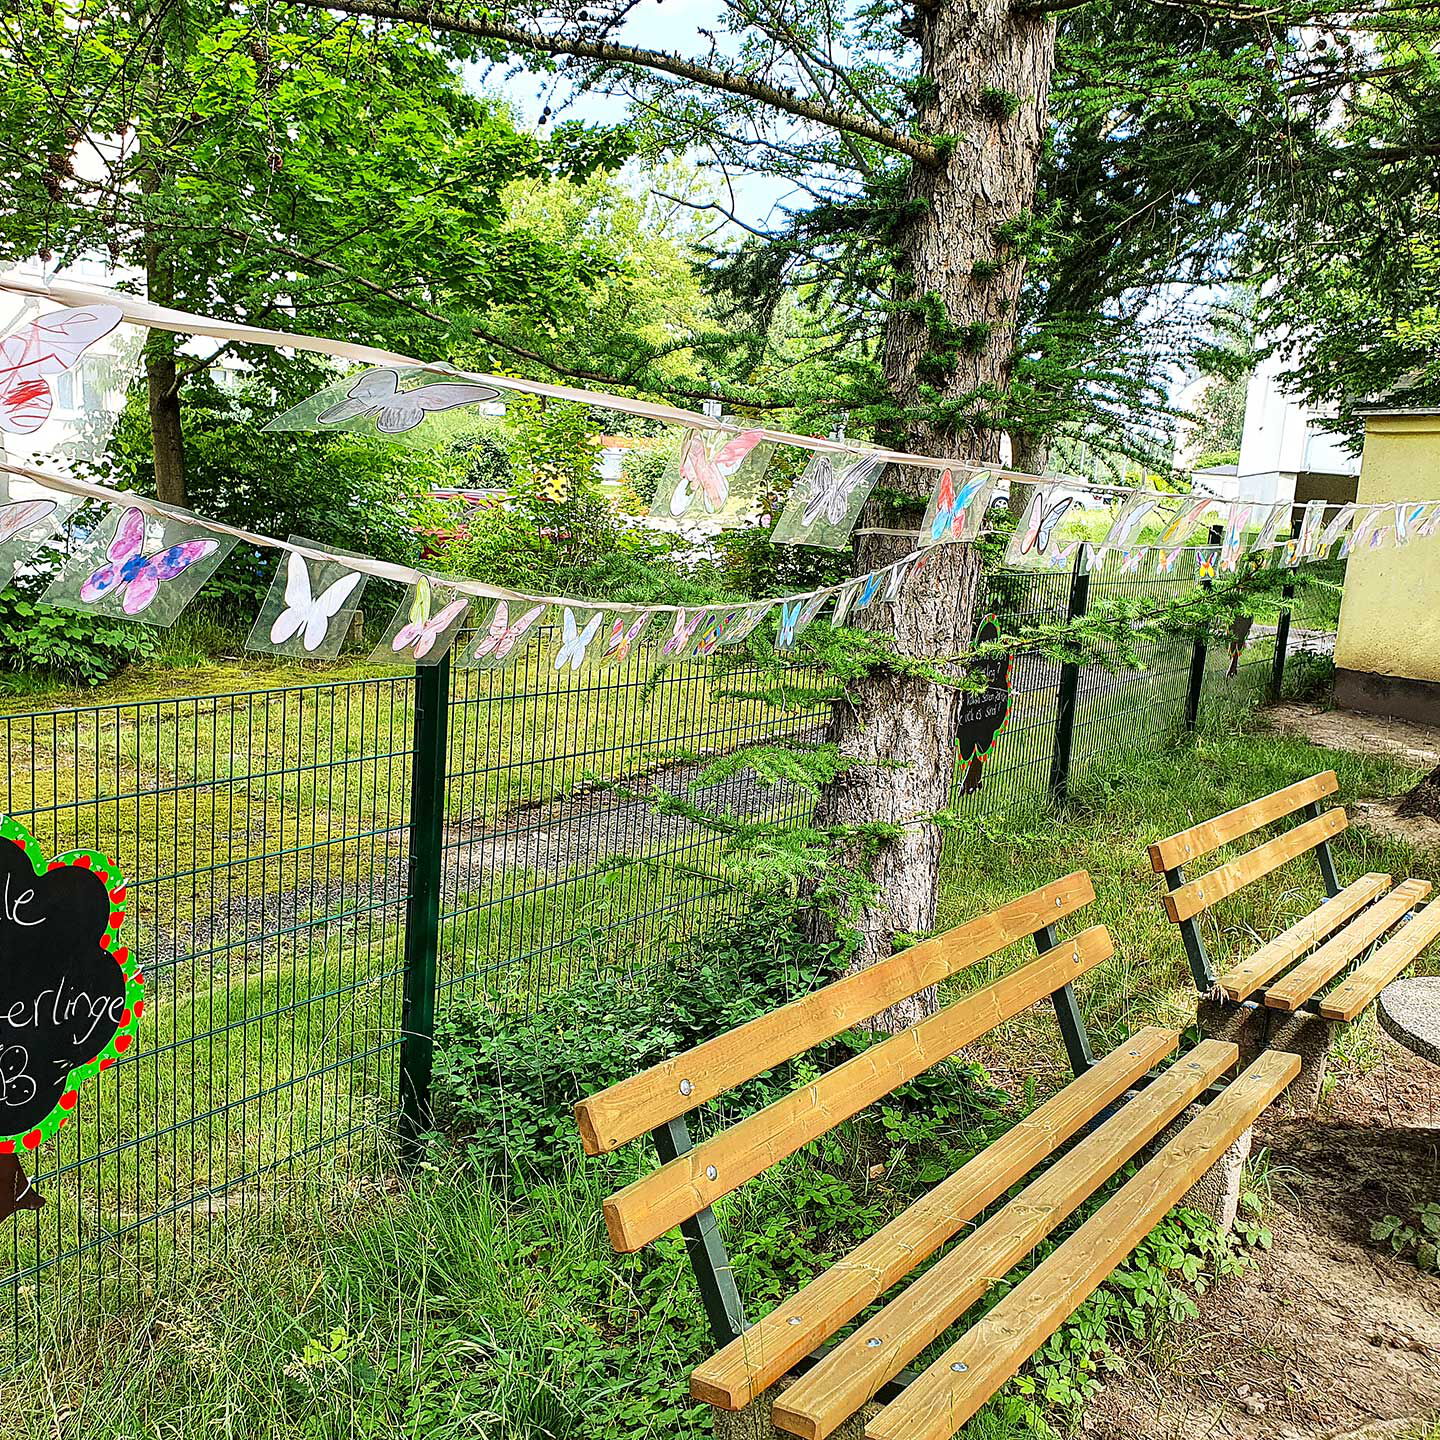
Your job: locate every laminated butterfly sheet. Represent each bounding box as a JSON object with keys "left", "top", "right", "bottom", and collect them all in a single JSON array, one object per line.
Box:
[
  {"left": 0, "top": 300, "right": 140, "bottom": 471},
  {"left": 650, "top": 424, "right": 776, "bottom": 529},
  {"left": 248, "top": 542, "right": 369, "bottom": 660},
  {"left": 373, "top": 576, "right": 471, "bottom": 665},
  {"left": 0, "top": 470, "right": 79, "bottom": 586},
  {"left": 770, "top": 452, "right": 885, "bottom": 549},
  {"left": 456, "top": 599, "right": 550, "bottom": 671},
  {"left": 264, "top": 366, "right": 502, "bottom": 446},
  {"left": 919, "top": 467, "right": 999, "bottom": 549},
  {"left": 548, "top": 607, "right": 608, "bottom": 672},
  {"left": 1002, "top": 487, "right": 1090, "bottom": 570},
  {"left": 43, "top": 504, "right": 234, "bottom": 626}
]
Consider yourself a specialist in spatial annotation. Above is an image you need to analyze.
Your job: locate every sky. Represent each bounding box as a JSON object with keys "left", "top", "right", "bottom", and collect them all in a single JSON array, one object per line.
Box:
[{"left": 462, "top": 3, "right": 796, "bottom": 231}]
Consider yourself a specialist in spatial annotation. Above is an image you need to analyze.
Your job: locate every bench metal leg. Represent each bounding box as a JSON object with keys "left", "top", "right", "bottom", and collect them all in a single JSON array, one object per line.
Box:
[
  {"left": 1035, "top": 925, "right": 1096, "bottom": 1078},
  {"left": 654, "top": 1115, "right": 748, "bottom": 1347},
  {"left": 1165, "top": 865, "right": 1218, "bottom": 992}
]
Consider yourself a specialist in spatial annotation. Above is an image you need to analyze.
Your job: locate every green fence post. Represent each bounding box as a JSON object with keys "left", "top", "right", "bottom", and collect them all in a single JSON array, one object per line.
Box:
[
  {"left": 399, "top": 654, "right": 450, "bottom": 1158},
  {"left": 1269, "top": 512, "right": 1301, "bottom": 701},
  {"left": 1184, "top": 523, "right": 1223, "bottom": 731},
  {"left": 1048, "top": 555, "right": 1090, "bottom": 805}
]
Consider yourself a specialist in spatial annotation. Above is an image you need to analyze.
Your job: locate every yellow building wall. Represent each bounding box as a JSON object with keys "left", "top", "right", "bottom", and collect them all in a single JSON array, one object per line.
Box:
[{"left": 1334, "top": 412, "right": 1440, "bottom": 685}]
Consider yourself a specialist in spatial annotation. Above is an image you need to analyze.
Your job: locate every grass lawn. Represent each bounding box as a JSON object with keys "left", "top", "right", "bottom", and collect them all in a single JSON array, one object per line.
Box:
[{"left": 3, "top": 690, "right": 1435, "bottom": 1439}]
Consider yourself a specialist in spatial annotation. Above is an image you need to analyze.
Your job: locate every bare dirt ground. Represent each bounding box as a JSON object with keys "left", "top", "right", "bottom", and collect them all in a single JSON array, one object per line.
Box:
[
  {"left": 1265, "top": 704, "right": 1440, "bottom": 851},
  {"left": 1094, "top": 1033, "right": 1440, "bottom": 1440},
  {"left": 1266, "top": 704, "right": 1440, "bottom": 772}
]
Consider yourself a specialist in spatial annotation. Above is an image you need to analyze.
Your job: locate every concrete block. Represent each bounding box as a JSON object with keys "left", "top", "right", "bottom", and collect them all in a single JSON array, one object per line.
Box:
[
  {"left": 1148, "top": 1104, "right": 1251, "bottom": 1233},
  {"left": 1264, "top": 1009, "right": 1335, "bottom": 1115},
  {"left": 713, "top": 1378, "right": 876, "bottom": 1440},
  {"left": 1196, "top": 995, "right": 1270, "bottom": 1070},
  {"left": 1180, "top": 1125, "right": 1252, "bottom": 1231}
]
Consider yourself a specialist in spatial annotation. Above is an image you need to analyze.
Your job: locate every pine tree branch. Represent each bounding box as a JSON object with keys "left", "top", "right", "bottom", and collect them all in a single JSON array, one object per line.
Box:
[
  {"left": 199, "top": 224, "right": 795, "bottom": 408},
  {"left": 276, "top": 0, "right": 942, "bottom": 164}
]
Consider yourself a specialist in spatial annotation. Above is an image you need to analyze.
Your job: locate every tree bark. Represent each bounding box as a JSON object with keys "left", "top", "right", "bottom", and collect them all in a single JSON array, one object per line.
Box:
[
  {"left": 1397, "top": 761, "right": 1440, "bottom": 820},
  {"left": 144, "top": 240, "right": 187, "bottom": 507},
  {"left": 815, "top": 0, "right": 1056, "bottom": 1028}
]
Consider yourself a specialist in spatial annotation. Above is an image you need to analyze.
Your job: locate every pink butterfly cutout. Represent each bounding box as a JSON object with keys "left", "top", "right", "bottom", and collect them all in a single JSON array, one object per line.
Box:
[
  {"left": 662, "top": 609, "right": 709, "bottom": 656},
  {"left": 80, "top": 507, "right": 218, "bottom": 615},
  {"left": 472, "top": 601, "right": 545, "bottom": 663},
  {"left": 393, "top": 578, "right": 468, "bottom": 659},
  {"left": 671, "top": 429, "right": 766, "bottom": 517},
  {"left": 0, "top": 305, "right": 123, "bottom": 435}
]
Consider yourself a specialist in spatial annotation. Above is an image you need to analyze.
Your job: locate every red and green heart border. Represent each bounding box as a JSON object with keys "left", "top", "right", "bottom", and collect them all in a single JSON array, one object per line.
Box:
[{"left": 0, "top": 815, "right": 143, "bottom": 1154}]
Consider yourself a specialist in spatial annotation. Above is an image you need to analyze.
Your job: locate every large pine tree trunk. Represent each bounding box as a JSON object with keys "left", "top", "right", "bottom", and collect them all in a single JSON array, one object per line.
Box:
[{"left": 815, "top": 0, "right": 1056, "bottom": 1026}]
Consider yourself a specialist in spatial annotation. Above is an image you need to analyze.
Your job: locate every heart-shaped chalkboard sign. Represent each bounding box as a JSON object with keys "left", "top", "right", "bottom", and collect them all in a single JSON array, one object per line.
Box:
[
  {"left": 955, "top": 615, "right": 1013, "bottom": 796},
  {"left": 0, "top": 816, "right": 142, "bottom": 1158}
]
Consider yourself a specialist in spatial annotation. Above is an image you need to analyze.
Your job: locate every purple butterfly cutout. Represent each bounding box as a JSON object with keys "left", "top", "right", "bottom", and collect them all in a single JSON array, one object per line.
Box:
[{"left": 79, "top": 507, "right": 218, "bottom": 615}]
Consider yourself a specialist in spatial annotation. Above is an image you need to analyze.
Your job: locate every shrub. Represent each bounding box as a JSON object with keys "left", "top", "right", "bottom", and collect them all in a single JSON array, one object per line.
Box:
[
  {"left": 0, "top": 580, "right": 161, "bottom": 687},
  {"left": 92, "top": 377, "right": 450, "bottom": 611},
  {"left": 431, "top": 897, "right": 1009, "bottom": 1188}
]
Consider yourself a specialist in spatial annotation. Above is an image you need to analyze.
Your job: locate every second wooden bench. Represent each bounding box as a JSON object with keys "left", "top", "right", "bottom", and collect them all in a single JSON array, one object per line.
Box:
[{"left": 1150, "top": 769, "right": 1440, "bottom": 1108}]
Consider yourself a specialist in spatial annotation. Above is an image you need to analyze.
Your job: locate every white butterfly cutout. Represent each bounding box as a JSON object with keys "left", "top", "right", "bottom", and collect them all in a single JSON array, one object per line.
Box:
[
  {"left": 315, "top": 368, "right": 499, "bottom": 435},
  {"left": 555, "top": 608, "right": 604, "bottom": 671},
  {"left": 0, "top": 498, "right": 58, "bottom": 544},
  {"left": 799, "top": 454, "right": 882, "bottom": 528},
  {"left": 472, "top": 601, "right": 545, "bottom": 664},
  {"left": 269, "top": 552, "right": 364, "bottom": 652}
]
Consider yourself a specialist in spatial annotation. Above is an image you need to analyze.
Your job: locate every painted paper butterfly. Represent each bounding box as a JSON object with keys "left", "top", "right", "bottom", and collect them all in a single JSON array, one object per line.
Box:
[
  {"left": 0, "top": 305, "right": 122, "bottom": 435},
  {"left": 393, "top": 577, "right": 468, "bottom": 660},
  {"left": 80, "top": 507, "right": 219, "bottom": 616},
  {"left": 670, "top": 429, "right": 767, "bottom": 517},
  {"left": 316, "top": 368, "right": 499, "bottom": 435}
]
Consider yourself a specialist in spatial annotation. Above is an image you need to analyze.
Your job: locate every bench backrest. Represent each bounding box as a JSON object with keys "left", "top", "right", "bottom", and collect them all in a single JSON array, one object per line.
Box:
[
  {"left": 1148, "top": 770, "right": 1345, "bottom": 988},
  {"left": 575, "top": 871, "right": 1109, "bottom": 1279}
]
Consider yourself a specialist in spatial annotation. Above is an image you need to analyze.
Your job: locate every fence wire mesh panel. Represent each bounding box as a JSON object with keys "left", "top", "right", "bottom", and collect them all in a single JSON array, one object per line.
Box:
[
  {"left": 438, "top": 629, "right": 827, "bottom": 1010},
  {"left": 0, "top": 557, "right": 1292, "bottom": 1358},
  {"left": 0, "top": 677, "right": 416, "bottom": 1359}
]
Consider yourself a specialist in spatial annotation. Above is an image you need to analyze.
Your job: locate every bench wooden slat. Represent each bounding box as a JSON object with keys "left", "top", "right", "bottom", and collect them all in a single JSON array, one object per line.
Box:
[
  {"left": 1319, "top": 896, "right": 1440, "bottom": 1022},
  {"left": 600, "top": 925, "right": 1115, "bottom": 1254},
  {"left": 690, "top": 1026, "right": 1179, "bottom": 1412},
  {"left": 1162, "top": 808, "right": 1347, "bottom": 923},
  {"left": 1215, "top": 873, "right": 1393, "bottom": 1001},
  {"left": 574, "top": 872, "right": 1097, "bottom": 1155},
  {"left": 1148, "top": 771, "right": 1339, "bottom": 873},
  {"left": 1263, "top": 879, "right": 1432, "bottom": 1012},
  {"left": 770, "top": 1038, "right": 1239, "bottom": 1440},
  {"left": 864, "top": 1049, "right": 1301, "bottom": 1440}
]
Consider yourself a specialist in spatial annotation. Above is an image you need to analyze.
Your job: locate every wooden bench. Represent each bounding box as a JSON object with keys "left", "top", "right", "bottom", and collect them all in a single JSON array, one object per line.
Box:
[
  {"left": 1150, "top": 770, "right": 1439, "bottom": 1108},
  {"left": 572, "top": 873, "right": 1299, "bottom": 1440}
]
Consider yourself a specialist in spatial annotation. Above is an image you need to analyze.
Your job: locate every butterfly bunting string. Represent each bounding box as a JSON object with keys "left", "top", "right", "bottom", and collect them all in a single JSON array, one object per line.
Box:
[{"left": 5, "top": 280, "right": 1440, "bottom": 663}]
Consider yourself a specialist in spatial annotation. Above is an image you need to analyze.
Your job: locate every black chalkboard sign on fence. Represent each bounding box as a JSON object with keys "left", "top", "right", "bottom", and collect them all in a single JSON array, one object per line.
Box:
[
  {"left": 0, "top": 816, "right": 141, "bottom": 1218},
  {"left": 956, "top": 615, "right": 1013, "bottom": 795}
]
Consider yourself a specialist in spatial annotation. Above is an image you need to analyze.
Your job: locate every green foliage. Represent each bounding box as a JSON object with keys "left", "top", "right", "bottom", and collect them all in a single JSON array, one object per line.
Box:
[
  {"left": 94, "top": 381, "right": 445, "bottom": 608},
  {"left": 999, "top": 1208, "right": 1249, "bottom": 1431},
  {"left": 691, "top": 741, "right": 863, "bottom": 796},
  {"left": 0, "top": 3, "right": 615, "bottom": 364},
  {"left": 1192, "top": 449, "right": 1241, "bottom": 471},
  {"left": 430, "top": 898, "right": 852, "bottom": 1179},
  {"left": 0, "top": 578, "right": 160, "bottom": 686},
  {"left": 1252, "top": 36, "right": 1440, "bottom": 438},
  {"left": 1371, "top": 1203, "right": 1440, "bottom": 1272},
  {"left": 979, "top": 87, "right": 1023, "bottom": 123}
]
